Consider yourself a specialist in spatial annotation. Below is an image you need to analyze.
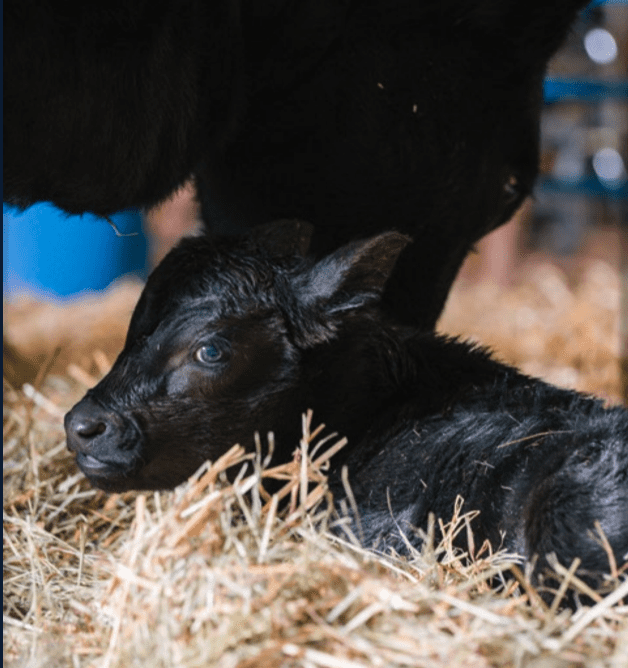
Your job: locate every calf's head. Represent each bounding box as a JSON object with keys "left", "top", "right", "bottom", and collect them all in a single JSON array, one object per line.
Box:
[{"left": 65, "top": 221, "right": 409, "bottom": 491}]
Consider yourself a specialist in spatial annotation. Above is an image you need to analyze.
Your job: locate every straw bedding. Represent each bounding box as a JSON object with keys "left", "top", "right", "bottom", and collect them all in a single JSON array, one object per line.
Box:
[{"left": 4, "top": 251, "right": 627, "bottom": 667}]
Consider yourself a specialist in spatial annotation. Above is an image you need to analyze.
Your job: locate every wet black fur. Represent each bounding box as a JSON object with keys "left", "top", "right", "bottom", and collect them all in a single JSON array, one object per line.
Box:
[
  {"left": 65, "top": 223, "right": 628, "bottom": 602},
  {"left": 4, "top": 0, "right": 588, "bottom": 327}
]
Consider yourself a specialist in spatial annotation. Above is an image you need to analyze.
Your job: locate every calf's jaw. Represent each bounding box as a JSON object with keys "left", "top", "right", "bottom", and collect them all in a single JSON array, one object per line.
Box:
[{"left": 64, "top": 378, "right": 303, "bottom": 492}]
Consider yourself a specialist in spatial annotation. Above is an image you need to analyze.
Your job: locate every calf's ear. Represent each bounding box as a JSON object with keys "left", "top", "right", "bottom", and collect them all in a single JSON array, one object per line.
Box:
[
  {"left": 247, "top": 219, "right": 314, "bottom": 257},
  {"left": 300, "top": 231, "right": 411, "bottom": 314}
]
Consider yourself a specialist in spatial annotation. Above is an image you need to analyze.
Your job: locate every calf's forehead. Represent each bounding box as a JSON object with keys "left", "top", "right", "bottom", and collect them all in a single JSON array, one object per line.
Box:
[
  {"left": 128, "top": 240, "right": 300, "bottom": 341},
  {"left": 155, "top": 239, "right": 279, "bottom": 291}
]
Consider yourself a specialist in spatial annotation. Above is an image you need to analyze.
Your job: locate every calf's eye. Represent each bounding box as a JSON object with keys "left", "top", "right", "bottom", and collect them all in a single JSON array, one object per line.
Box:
[{"left": 195, "top": 343, "right": 225, "bottom": 364}]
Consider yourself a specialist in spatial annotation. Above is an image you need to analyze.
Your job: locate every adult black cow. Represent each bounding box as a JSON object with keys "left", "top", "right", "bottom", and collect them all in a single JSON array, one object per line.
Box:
[{"left": 3, "top": 0, "right": 588, "bottom": 328}]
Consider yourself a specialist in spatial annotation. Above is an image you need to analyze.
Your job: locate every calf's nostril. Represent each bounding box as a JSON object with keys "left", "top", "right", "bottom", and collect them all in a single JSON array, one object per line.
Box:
[{"left": 74, "top": 418, "right": 108, "bottom": 440}]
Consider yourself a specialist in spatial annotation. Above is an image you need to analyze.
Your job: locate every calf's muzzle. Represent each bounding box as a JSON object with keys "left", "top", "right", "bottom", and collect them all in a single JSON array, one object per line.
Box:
[{"left": 65, "top": 397, "right": 143, "bottom": 487}]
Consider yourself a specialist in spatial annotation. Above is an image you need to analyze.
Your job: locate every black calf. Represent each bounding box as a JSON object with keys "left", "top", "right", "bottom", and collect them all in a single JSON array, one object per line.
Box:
[{"left": 65, "top": 221, "right": 628, "bottom": 600}]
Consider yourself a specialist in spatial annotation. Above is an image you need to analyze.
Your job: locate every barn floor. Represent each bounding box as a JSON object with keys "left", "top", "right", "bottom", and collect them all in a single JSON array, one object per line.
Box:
[{"left": 3, "top": 228, "right": 627, "bottom": 667}]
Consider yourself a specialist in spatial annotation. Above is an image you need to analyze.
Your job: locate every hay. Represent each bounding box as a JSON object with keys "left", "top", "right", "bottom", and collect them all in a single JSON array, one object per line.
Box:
[
  {"left": 3, "top": 278, "right": 143, "bottom": 386},
  {"left": 440, "top": 255, "right": 623, "bottom": 404},
  {"left": 4, "top": 255, "right": 627, "bottom": 667}
]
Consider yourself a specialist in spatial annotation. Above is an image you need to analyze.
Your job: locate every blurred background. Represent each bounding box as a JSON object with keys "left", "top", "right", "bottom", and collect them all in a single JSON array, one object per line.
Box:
[
  {"left": 454, "top": 0, "right": 627, "bottom": 401},
  {"left": 3, "top": 0, "right": 627, "bottom": 400},
  {"left": 468, "top": 0, "right": 627, "bottom": 280}
]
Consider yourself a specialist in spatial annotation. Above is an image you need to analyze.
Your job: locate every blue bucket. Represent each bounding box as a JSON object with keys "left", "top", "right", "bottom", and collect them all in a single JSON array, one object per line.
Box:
[{"left": 3, "top": 203, "right": 147, "bottom": 300}]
